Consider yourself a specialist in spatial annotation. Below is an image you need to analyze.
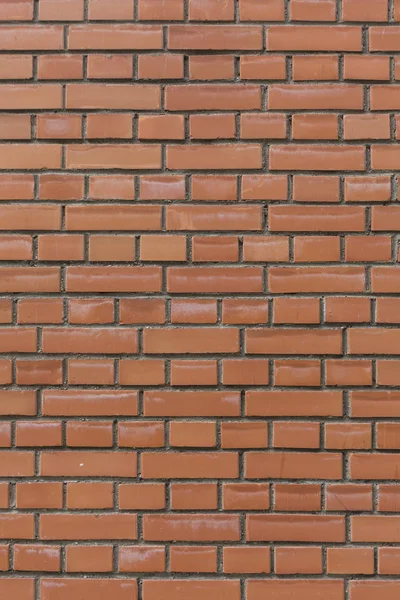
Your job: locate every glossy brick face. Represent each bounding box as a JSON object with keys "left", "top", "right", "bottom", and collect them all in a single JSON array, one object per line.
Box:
[{"left": 0, "top": 0, "right": 398, "bottom": 598}]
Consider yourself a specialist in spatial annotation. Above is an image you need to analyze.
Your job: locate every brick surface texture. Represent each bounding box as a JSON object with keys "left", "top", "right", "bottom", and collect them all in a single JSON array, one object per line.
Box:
[{"left": 0, "top": 0, "right": 400, "bottom": 598}]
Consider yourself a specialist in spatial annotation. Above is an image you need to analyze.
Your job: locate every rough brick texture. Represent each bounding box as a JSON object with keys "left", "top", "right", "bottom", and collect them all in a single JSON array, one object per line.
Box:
[{"left": 0, "top": 0, "right": 399, "bottom": 598}]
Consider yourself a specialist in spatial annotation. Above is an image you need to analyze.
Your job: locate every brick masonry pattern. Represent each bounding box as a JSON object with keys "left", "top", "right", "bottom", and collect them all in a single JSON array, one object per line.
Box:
[{"left": 0, "top": 0, "right": 399, "bottom": 599}]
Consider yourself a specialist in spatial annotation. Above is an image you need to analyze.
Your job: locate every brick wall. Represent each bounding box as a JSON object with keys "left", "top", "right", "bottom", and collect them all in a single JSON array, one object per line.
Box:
[{"left": 0, "top": 0, "right": 399, "bottom": 598}]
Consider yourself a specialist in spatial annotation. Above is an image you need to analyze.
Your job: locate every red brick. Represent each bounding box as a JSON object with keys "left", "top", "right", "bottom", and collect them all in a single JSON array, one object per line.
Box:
[
  {"left": 16, "top": 483, "right": 62, "bottom": 510},
  {"left": 248, "top": 581, "right": 343, "bottom": 600},
  {"left": 274, "top": 484, "right": 321, "bottom": 510},
  {"left": 247, "top": 515, "right": 345, "bottom": 541},
  {"left": 291, "top": 0, "right": 336, "bottom": 20},
  {"left": 275, "top": 547, "right": 323, "bottom": 574},
  {"left": 88, "top": 0, "right": 133, "bottom": 20},
  {"left": 240, "top": 0, "right": 284, "bottom": 20},
  {"left": 143, "top": 514, "right": 240, "bottom": 541},
  {"left": 66, "top": 545, "right": 113, "bottom": 573},
  {"left": 171, "top": 546, "right": 217, "bottom": 572},
  {"left": 40, "top": 579, "right": 137, "bottom": 600},
  {"left": 268, "top": 25, "right": 362, "bottom": 51},
  {"left": 68, "top": 24, "right": 163, "bottom": 50},
  {"left": 270, "top": 144, "right": 365, "bottom": 171},
  {"left": 67, "top": 482, "right": 113, "bottom": 509},
  {"left": 293, "top": 55, "right": 339, "bottom": 81},
  {"left": 138, "top": 0, "right": 184, "bottom": 20},
  {"left": 168, "top": 25, "right": 263, "bottom": 50},
  {"left": 190, "top": 55, "right": 234, "bottom": 80},
  {"left": 143, "top": 580, "right": 239, "bottom": 600},
  {"left": 14, "top": 545, "right": 60, "bottom": 572},
  {"left": 139, "top": 54, "right": 184, "bottom": 79},
  {"left": 165, "top": 84, "right": 261, "bottom": 110}
]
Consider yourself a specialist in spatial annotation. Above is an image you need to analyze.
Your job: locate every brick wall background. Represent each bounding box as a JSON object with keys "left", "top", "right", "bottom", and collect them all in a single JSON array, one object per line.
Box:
[{"left": 0, "top": 0, "right": 399, "bottom": 598}]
